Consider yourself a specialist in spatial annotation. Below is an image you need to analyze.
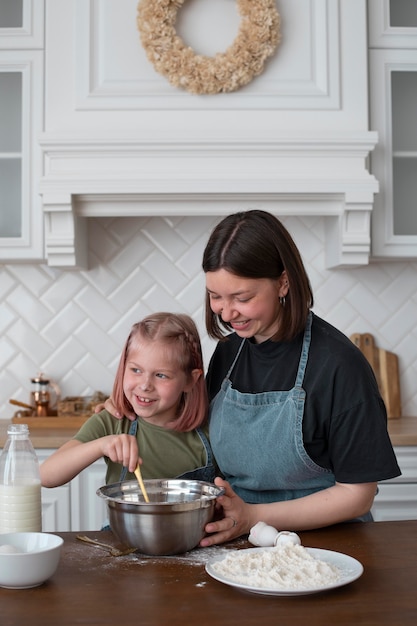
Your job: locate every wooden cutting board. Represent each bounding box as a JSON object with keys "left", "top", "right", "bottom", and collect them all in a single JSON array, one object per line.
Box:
[{"left": 350, "top": 333, "right": 401, "bottom": 419}]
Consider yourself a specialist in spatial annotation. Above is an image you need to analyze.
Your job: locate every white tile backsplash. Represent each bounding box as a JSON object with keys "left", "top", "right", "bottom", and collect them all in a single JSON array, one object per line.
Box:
[{"left": 1, "top": 215, "right": 417, "bottom": 419}]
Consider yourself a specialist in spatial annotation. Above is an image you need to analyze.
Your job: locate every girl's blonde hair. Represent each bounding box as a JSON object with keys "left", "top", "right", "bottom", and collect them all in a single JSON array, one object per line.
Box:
[{"left": 112, "top": 313, "right": 208, "bottom": 432}]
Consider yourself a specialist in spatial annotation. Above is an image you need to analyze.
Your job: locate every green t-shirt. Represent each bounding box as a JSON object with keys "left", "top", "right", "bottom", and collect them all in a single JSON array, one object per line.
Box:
[{"left": 74, "top": 410, "right": 209, "bottom": 485}]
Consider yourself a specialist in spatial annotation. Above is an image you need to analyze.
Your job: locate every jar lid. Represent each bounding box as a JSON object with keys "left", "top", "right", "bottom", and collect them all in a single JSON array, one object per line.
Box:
[{"left": 31, "top": 372, "right": 50, "bottom": 385}]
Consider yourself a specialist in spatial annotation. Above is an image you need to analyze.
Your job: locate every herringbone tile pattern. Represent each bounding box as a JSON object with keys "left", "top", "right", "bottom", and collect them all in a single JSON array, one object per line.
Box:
[{"left": 1, "top": 215, "right": 416, "bottom": 419}]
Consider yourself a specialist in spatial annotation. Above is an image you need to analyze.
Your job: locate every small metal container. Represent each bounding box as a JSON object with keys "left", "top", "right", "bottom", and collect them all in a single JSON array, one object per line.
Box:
[{"left": 96, "top": 479, "right": 223, "bottom": 556}]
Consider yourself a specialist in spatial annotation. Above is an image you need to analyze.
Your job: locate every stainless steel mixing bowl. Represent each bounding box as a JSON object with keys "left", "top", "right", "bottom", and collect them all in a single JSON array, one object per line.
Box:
[{"left": 96, "top": 479, "right": 223, "bottom": 556}]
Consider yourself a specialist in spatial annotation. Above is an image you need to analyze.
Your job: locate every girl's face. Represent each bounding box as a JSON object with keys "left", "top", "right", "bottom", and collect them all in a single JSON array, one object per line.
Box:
[
  {"left": 206, "top": 269, "right": 288, "bottom": 343},
  {"left": 123, "top": 339, "right": 199, "bottom": 427}
]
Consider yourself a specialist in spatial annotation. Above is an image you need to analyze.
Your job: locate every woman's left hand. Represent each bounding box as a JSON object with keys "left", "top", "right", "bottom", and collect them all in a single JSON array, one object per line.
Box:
[
  {"left": 94, "top": 397, "right": 135, "bottom": 421},
  {"left": 200, "top": 477, "right": 253, "bottom": 546}
]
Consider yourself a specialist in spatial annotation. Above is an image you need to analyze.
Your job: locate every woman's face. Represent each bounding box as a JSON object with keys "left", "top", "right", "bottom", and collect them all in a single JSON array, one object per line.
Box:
[{"left": 205, "top": 269, "right": 288, "bottom": 343}]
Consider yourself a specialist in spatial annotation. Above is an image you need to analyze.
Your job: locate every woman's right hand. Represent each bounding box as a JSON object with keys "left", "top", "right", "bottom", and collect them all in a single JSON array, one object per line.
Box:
[{"left": 94, "top": 397, "right": 135, "bottom": 421}]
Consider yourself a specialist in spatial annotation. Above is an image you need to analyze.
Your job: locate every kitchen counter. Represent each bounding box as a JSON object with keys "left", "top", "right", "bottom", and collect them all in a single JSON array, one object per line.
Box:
[
  {"left": 385, "top": 415, "right": 417, "bottom": 446},
  {"left": 0, "top": 416, "right": 88, "bottom": 448},
  {"left": 2, "top": 415, "right": 417, "bottom": 448},
  {"left": 1, "top": 521, "right": 416, "bottom": 625}
]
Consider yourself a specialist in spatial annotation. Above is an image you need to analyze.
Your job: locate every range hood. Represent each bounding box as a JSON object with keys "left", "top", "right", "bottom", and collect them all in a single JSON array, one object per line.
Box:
[
  {"left": 38, "top": 0, "right": 378, "bottom": 271},
  {"left": 39, "top": 130, "right": 378, "bottom": 270}
]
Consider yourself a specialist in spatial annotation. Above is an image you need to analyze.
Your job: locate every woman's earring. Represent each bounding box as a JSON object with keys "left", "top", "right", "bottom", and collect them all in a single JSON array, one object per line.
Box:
[{"left": 279, "top": 296, "right": 286, "bottom": 306}]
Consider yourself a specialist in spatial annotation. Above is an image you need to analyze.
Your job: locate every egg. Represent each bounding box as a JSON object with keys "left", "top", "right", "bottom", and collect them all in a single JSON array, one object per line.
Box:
[
  {"left": 274, "top": 531, "right": 301, "bottom": 547},
  {"left": 248, "top": 521, "right": 279, "bottom": 547},
  {"left": 249, "top": 523, "right": 302, "bottom": 547},
  {"left": 0, "top": 544, "right": 22, "bottom": 554}
]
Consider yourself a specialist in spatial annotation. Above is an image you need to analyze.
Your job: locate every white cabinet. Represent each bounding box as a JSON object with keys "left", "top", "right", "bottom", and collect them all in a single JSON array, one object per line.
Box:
[
  {"left": 372, "top": 483, "right": 417, "bottom": 521},
  {"left": 37, "top": 449, "right": 106, "bottom": 532},
  {"left": 41, "top": 483, "right": 71, "bottom": 532},
  {"left": 70, "top": 459, "right": 108, "bottom": 531},
  {"left": 0, "top": 0, "right": 44, "bottom": 261},
  {"left": 372, "top": 446, "right": 417, "bottom": 521},
  {"left": 368, "top": 0, "right": 417, "bottom": 258}
]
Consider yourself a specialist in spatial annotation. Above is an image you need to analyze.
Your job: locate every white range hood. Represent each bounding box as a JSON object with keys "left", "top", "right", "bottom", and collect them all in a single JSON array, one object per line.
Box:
[
  {"left": 39, "top": 130, "right": 378, "bottom": 270},
  {"left": 39, "top": 0, "right": 378, "bottom": 270}
]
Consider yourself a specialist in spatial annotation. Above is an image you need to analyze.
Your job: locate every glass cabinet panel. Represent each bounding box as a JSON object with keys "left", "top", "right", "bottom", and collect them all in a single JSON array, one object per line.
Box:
[
  {"left": 0, "top": 0, "right": 23, "bottom": 29},
  {"left": 0, "top": 72, "right": 21, "bottom": 150},
  {"left": 390, "top": 1, "right": 417, "bottom": 28},
  {"left": 0, "top": 71, "right": 22, "bottom": 237},
  {"left": 391, "top": 71, "right": 417, "bottom": 235}
]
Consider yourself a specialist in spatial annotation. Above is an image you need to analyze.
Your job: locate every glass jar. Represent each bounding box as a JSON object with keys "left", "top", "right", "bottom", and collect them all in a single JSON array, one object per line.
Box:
[{"left": 0, "top": 424, "right": 42, "bottom": 533}]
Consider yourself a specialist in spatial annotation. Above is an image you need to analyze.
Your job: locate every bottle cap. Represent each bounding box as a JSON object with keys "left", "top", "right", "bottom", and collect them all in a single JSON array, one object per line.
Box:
[{"left": 7, "top": 423, "right": 29, "bottom": 436}]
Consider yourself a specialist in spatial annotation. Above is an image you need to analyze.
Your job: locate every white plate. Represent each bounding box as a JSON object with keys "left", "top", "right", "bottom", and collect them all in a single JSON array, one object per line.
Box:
[{"left": 205, "top": 547, "right": 363, "bottom": 596}]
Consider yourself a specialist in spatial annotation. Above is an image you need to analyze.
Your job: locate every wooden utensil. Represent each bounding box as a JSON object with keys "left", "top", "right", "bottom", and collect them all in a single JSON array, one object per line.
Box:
[
  {"left": 76, "top": 535, "right": 136, "bottom": 557},
  {"left": 9, "top": 398, "right": 36, "bottom": 411},
  {"left": 134, "top": 463, "right": 150, "bottom": 503},
  {"left": 350, "top": 333, "right": 401, "bottom": 419}
]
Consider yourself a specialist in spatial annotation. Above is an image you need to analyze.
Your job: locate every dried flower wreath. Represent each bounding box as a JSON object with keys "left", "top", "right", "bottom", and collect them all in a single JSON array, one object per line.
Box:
[{"left": 137, "top": 0, "right": 281, "bottom": 95}]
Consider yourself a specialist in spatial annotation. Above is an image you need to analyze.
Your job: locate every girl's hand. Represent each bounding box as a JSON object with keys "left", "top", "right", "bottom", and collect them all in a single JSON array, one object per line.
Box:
[
  {"left": 100, "top": 434, "right": 141, "bottom": 473},
  {"left": 94, "top": 397, "right": 136, "bottom": 421},
  {"left": 200, "top": 477, "right": 254, "bottom": 547}
]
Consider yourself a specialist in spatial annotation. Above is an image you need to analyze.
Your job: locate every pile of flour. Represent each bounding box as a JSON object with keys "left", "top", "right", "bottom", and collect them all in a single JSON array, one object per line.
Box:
[{"left": 211, "top": 544, "right": 341, "bottom": 590}]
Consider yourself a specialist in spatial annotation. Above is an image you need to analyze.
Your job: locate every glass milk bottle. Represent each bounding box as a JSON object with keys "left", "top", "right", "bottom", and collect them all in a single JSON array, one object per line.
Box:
[{"left": 0, "top": 424, "right": 42, "bottom": 533}]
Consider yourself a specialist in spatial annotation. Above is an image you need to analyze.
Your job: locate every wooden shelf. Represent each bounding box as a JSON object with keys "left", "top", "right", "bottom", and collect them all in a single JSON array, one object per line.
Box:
[{"left": 11, "top": 415, "right": 90, "bottom": 429}]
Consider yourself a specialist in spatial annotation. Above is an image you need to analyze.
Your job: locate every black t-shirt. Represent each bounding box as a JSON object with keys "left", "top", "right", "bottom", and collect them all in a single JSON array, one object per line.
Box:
[{"left": 206, "top": 313, "right": 401, "bottom": 484}]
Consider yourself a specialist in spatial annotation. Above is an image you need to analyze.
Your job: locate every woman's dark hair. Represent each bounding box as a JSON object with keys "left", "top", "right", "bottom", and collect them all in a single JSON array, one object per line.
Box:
[{"left": 202, "top": 210, "right": 313, "bottom": 342}]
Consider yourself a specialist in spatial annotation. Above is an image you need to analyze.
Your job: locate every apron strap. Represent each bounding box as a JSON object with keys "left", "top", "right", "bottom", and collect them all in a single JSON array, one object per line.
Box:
[
  {"left": 294, "top": 311, "right": 312, "bottom": 389},
  {"left": 195, "top": 427, "right": 213, "bottom": 466},
  {"left": 226, "top": 338, "right": 246, "bottom": 378}
]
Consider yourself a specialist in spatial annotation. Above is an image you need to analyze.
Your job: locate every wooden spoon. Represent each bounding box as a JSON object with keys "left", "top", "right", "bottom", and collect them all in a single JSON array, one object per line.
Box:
[
  {"left": 134, "top": 463, "right": 150, "bottom": 503},
  {"left": 9, "top": 398, "right": 36, "bottom": 411},
  {"left": 76, "top": 535, "right": 136, "bottom": 557}
]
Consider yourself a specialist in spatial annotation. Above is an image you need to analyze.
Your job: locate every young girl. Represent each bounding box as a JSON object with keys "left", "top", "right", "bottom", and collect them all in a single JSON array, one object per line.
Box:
[{"left": 40, "top": 313, "right": 215, "bottom": 488}]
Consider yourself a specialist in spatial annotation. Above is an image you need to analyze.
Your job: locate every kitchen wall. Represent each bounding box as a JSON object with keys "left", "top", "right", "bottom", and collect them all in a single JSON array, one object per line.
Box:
[
  {"left": 1, "top": 213, "right": 417, "bottom": 420},
  {"left": 1, "top": 1, "right": 417, "bottom": 420}
]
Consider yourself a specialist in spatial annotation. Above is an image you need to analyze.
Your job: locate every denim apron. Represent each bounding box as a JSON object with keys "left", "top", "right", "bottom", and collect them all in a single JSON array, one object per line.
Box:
[
  {"left": 118, "top": 419, "right": 215, "bottom": 483},
  {"left": 209, "top": 312, "right": 337, "bottom": 504}
]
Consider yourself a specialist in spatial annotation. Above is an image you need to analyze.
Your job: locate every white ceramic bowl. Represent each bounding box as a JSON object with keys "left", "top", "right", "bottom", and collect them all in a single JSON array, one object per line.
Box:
[{"left": 0, "top": 532, "right": 63, "bottom": 589}]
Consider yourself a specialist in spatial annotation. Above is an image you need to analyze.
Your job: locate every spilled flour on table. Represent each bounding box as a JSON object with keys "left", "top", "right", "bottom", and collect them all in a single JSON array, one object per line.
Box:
[{"left": 64, "top": 537, "right": 246, "bottom": 572}]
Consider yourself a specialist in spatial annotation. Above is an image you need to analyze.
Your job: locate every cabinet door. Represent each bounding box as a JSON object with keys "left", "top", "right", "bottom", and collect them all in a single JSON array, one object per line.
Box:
[
  {"left": 38, "top": 449, "right": 71, "bottom": 532},
  {"left": 370, "top": 49, "right": 417, "bottom": 257},
  {"left": 0, "top": 0, "right": 44, "bottom": 50},
  {"left": 372, "top": 483, "right": 417, "bottom": 521},
  {"left": 70, "top": 459, "right": 107, "bottom": 532},
  {"left": 42, "top": 484, "right": 71, "bottom": 532},
  {"left": 368, "top": 0, "right": 417, "bottom": 258},
  {"left": 0, "top": 1, "right": 44, "bottom": 260},
  {"left": 371, "top": 447, "right": 417, "bottom": 521}
]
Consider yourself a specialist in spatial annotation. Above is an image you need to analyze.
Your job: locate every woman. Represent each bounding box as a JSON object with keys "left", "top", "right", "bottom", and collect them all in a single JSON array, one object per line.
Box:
[{"left": 199, "top": 210, "right": 400, "bottom": 547}]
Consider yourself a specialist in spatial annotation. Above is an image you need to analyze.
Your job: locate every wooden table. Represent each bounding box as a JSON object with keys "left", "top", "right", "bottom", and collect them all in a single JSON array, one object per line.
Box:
[{"left": 1, "top": 521, "right": 416, "bottom": 625}]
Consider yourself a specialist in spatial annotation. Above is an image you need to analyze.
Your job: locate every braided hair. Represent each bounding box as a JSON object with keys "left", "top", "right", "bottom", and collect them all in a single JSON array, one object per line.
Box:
[{"left": 112, "top": 313, "right": 208, "bottom": 431}]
